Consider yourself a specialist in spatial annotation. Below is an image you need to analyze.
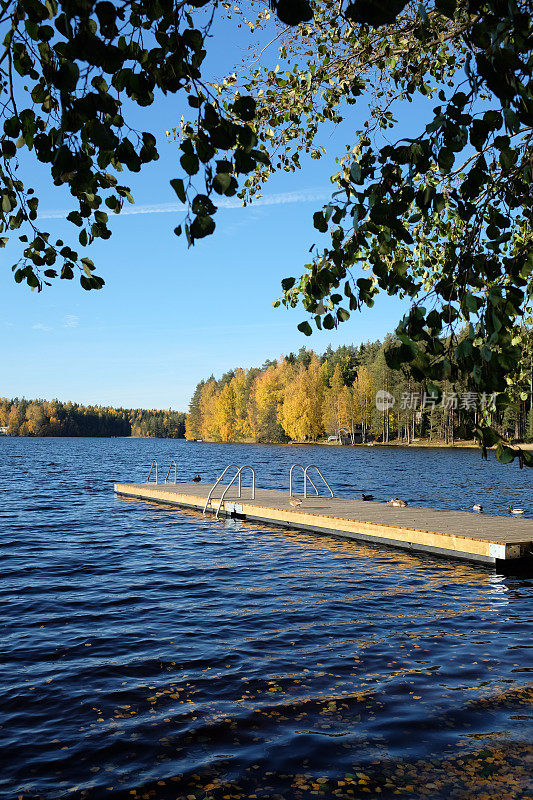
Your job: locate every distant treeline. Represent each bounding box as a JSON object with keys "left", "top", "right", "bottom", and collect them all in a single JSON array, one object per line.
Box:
[
  {"left": 186, "top": 335, "right": 533, "bottom": 444},
  {"left": 0, "top": 398, "right": 186, "bottom": 438}
]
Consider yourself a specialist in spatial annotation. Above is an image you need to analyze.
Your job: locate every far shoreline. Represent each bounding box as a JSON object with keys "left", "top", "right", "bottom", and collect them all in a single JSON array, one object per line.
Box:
[{"left": 186, "top": 438, "right": 533, "bottom": 451}]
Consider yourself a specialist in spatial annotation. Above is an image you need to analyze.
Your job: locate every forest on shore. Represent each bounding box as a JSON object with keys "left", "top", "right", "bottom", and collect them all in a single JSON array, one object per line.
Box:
[
  {"left": 186, "top": 336, "right": 533, "bottom": 445},
  {"left": 0, "top": 398, "right": 185, "bottom": 438}
]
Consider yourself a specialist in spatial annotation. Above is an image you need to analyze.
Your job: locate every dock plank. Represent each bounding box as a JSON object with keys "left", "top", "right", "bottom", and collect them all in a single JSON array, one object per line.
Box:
[{"left": 114, "top": 481, "right": 533, "bottom": 564}]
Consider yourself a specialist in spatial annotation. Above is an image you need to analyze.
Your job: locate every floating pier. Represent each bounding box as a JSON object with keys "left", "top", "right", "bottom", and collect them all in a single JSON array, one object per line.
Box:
[{"left": 114, "top": 463, "right": 533, "bottom": 565}]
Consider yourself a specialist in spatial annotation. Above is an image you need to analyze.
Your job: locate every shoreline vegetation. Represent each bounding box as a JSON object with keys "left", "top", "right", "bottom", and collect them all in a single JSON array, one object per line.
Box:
[
  {"left": 186, "top": 338, "right": 533, "bottom": 447},
  {"left": 188, "top": 438, "right": 533, "bottom": 451},
  {"left": 0, "top": 398, "right": 185, "bottom": 438}
]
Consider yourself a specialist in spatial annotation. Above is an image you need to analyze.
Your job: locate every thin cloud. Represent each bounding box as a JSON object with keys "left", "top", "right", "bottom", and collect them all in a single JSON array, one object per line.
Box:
[
  {"left": 32, "top": 323, "right": 52, "bottom": 332},
  {"left": 63, "top": 314, "right": 79, "bottom": 328},
  {"left": 39, "top": 188, "right": 332, "bottom": 220}
]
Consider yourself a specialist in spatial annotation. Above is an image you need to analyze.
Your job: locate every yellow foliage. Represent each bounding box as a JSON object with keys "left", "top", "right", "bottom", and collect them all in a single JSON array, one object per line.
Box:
[
  {"left": 185, "top": 351, "right": 375, "bottom": 444},
  {"left": 323, "top": 363, "right": 348, "bottom": 437},
  {"left": 214, "top": 382, "right": 235, "bottom": 442},
  {"left": 279, "top": 354, "right": 325, "bottom": 441},
  {"left": 230, "top": 369, "right": 251, "bottom": 440},
  {"left": 199, "top": 380, "right": 220, "bottom": 441}
]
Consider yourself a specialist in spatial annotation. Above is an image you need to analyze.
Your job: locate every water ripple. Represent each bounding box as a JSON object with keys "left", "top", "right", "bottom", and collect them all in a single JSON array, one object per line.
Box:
[{"left": 0, "top": 438, "right": 532, "bottom": 799}]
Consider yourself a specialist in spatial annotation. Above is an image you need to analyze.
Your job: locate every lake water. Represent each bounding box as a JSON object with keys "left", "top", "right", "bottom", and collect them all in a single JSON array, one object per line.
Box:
[{"left": 1, "top": 438, "right": 532, "bottom": 799}]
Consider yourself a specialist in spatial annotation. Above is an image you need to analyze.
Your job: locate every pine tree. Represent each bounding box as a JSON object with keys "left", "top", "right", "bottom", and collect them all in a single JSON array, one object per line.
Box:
[{"left": 185, "top": 380, "right": 205, "bottom": 440}]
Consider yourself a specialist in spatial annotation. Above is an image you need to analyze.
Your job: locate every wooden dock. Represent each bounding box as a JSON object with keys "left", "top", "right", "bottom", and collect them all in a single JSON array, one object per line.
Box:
[{"left": 114, "top": 480, "right": 533, "bottom": 565}]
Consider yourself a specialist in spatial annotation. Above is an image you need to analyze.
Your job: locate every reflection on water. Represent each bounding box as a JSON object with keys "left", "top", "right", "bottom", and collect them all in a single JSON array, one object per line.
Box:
[{"left": 0, "top": 438, "right": 531, "bottom": 799}]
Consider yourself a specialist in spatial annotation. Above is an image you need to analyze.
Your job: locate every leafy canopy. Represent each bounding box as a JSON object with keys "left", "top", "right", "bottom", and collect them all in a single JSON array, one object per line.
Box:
[
  {"left": 1, "top": 0, "right": 532, "bottom": 463},
  {"left": 0, "top": 0, "right": 224, "bottom": 289},
  {"left": 180, "top": 0, "right": 533, "bottom": 464}
]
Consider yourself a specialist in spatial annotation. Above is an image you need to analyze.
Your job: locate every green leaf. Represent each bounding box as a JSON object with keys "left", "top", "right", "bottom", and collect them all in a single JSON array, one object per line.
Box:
[
  {"left": 350, "top": 162, "right": 362, "bottom": 183},
  {"left": 67, "top": 211, "right": 83, "bottom": 226},
  {"left": 170, "top": 178, "right": 186, "bottom": 203},
  {"left": 2, "top": 195, "right": 14, "bottom": 213},
  {"left": 313, "top": 212, "right": 328, "bottom": 233},
  {"left": 213, "top": 173, "right": 232, "bottom": 194},
  {"left": 281, "top": 277, "right": 296, "bottom": 291},
  {"left": 437, "top": 148, "right": 454, "bottom": 172},
  {"left": 3, "top": 117, "right": 20, "bottom": 138},
  {"left": 464, "top": 293, "right": 479, "bottom": 313},
  {"left": 27, "top": 270, "right": 40, "bottom": 289},
  {"left": 192, "top": 194, "right": 216, "bottom": 216},
  {"left": 190, "top": 214, "right": 215, "bottom": 239},
  {"left": 180, "top": 152, "right": 199, "bottom": 176},
  {"left": 495, "top": 443, "right": 515, "bottom": 464},
  {"left": 297, "top": 320, "right": 313, "bottom": 336},
  {"left": 232, "top": 96, "right": 256, "bottom": 122},
  {"left": 479, "top": 426, "right": 501, "bottom": 448},
  {"left": 522, "top": 450, "right": 533, "bottom": 468}
]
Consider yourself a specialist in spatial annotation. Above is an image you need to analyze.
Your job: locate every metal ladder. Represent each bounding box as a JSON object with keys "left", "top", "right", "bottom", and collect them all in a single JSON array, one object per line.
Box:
[
  {"left": 146, "top": 460, "right": 177, "bottom": 484},
  {"left": 165, "top": 460, "right": 177, "bottom": 484},
  {"left": 146, "top": 460, "right": 158, "bottom": 483},
  {"left": 289, "top": 463, "right": 334, "bottom": 498},
  {"left": 203, "top": 464, "right": 256, "bottom": 518},
  {"left": 290, "top": 463, "right": 319, "bottom": 497}
]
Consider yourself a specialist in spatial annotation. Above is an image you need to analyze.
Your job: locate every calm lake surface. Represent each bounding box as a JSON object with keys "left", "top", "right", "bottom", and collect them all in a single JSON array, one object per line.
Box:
[{"left": 1, "top": 438, "right": 532, "bottom": 800}]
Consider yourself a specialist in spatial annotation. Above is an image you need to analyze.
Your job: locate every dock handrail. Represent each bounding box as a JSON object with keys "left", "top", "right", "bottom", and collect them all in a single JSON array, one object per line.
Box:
[
  {"left": 215, "top": 465, "right": 255, "bottom": 518},
  {"left": 146, "top": 460, "right": 158, "bottom": 484},
  {"left": 289, "top": 463, "right": 319, "bottom": 497},
  {"left": 165, "top": 460, "right": 177, "bottom": 484},
  {"left": 203, "top": 464, "right": 240, "bottom": 514},
  {"left": 304, "top": 465, "right": 334, "bottom": 498}
]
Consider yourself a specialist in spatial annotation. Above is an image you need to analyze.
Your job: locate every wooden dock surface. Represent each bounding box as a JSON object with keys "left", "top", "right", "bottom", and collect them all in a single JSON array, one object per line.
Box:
[{"left": 114, "top": 481, "right": 533, "bottom": 565}]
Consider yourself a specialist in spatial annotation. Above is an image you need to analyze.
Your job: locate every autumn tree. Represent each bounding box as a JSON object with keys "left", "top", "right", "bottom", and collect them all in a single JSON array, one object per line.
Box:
[
  {"left": 323, "top": 364, "right": 347, "bottom": 440},
  {"left": 305, "top": 353, "right": 326, "bottom": 439},
  {"left": 253, "top": 360, "right": 293, "bottom": 442},
  {"left": 352, "top": 366, "right": 375, "bottom": 443},
  {"left": 279, "top": 365, "right": 308, "bottom": 441},
  {"left": 186, "top": 335, "right": 533, "bottom": 444},
  {"left": 186, "top": 380, "right": 205, "bottom": 440},
  {"left": 229, "top": 368, "right": 252, "bottom": 440},
  {"left": 199, "top": 379, "right": 220, "bottom": 441},
  {"left": 279, "top": 353, "right": 325, "bottom": 441},
  {"left": 25, "top": 402, "right": 47, "bottom": 435},
  {"left": 199, "top": 0, "right": 532, "bottom": 465},
  {"left": 5, "top": 0, "right": 531, "bottom": 464},
  {"left": 7, "top": 403, "right": 25, "bottom": 434},
  {"left": 244, "top": 366, "right": 262, "bottom": 441},
  {"left": 215, "top": 381, "right": 236, "bottom": 442},
  {"left": 0, "top": 397, "right": 184, "bottom": 436}
]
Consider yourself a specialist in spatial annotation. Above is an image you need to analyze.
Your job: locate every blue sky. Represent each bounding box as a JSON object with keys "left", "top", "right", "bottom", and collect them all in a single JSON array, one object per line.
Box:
[{"left": 1, "top": 13, "right": 411, "bottom": 411}]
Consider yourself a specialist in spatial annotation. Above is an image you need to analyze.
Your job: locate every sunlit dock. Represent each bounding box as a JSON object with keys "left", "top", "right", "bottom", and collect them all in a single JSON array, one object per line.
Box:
[{"left": 114, "top": 465, "right": 533, "bottom": 565}]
